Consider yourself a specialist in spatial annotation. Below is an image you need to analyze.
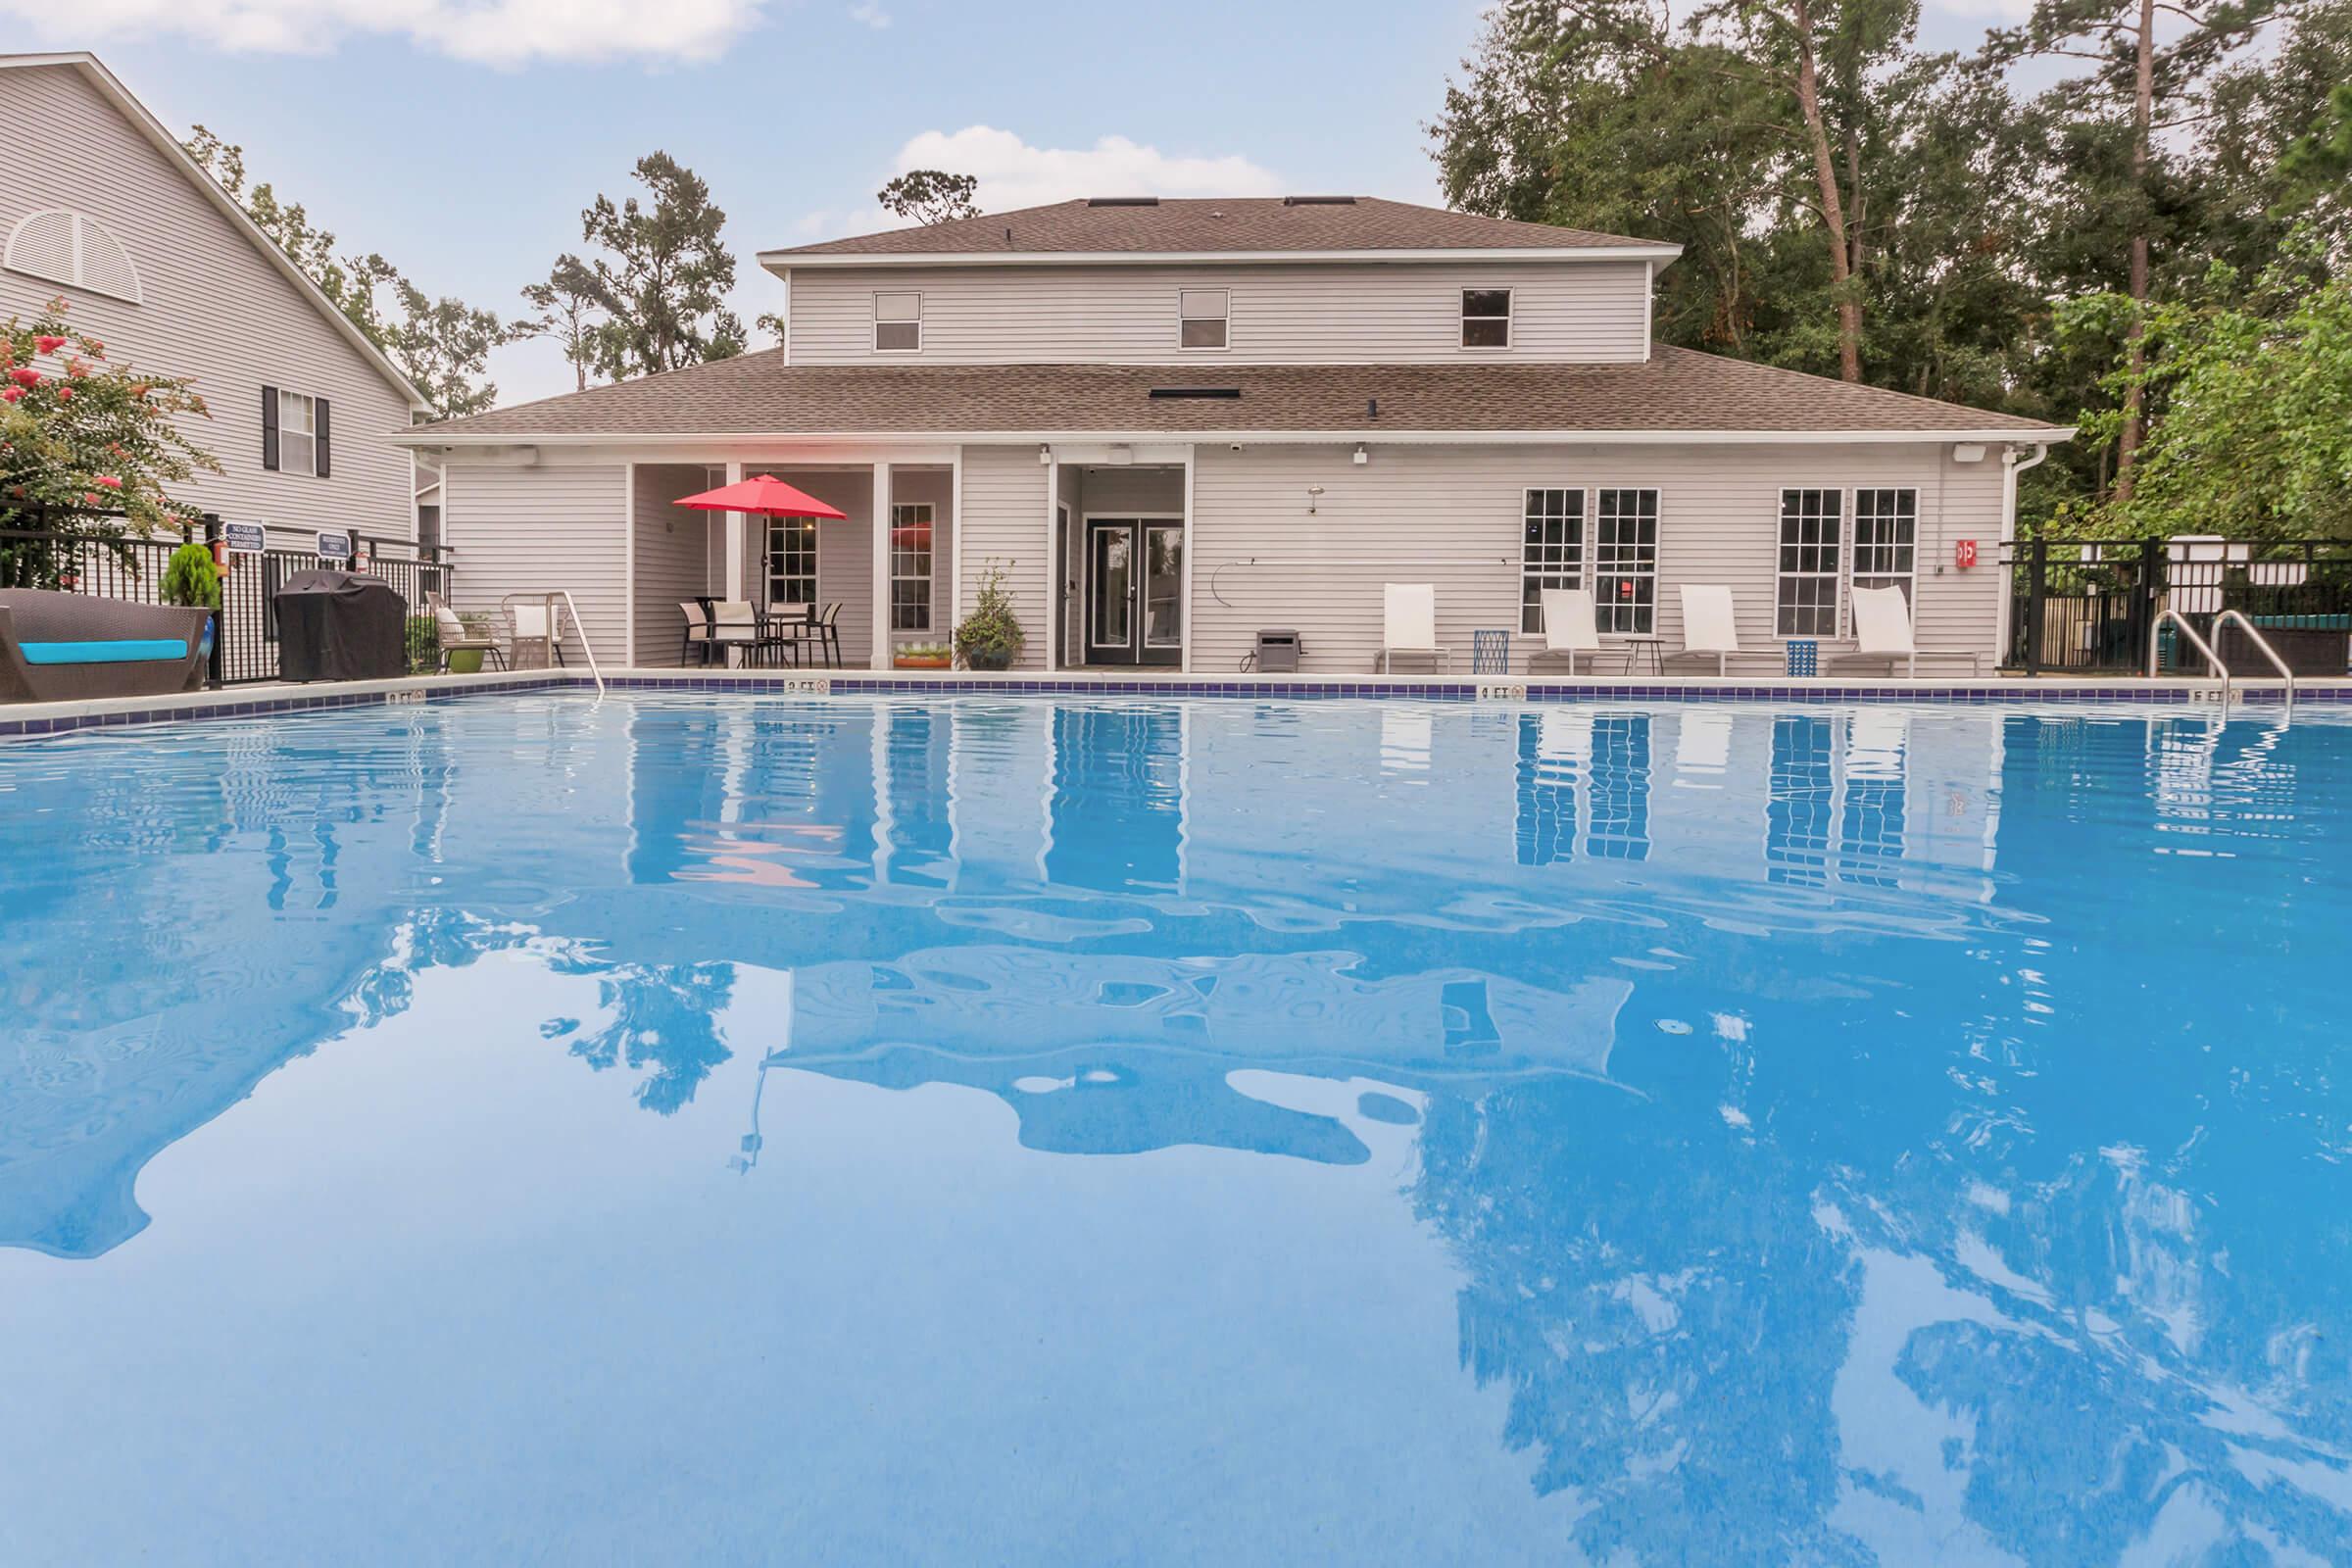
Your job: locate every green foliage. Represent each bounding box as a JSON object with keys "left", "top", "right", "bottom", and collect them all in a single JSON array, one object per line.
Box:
[
  {"left": 877, "top": 170, "right": 980, "bottom": 225},
  {"left": 516, "top": 255, "right": 608, "bottom": 394},
  {"left": 161, "top": 542, "right": 221, "bottom": 611},
  {"left": 0, "top": 299, "right": 220, "bottom": 563},
  {"left": 406, "top": 613, "right": 442, "bottom": 674},
  {"left": 574, "top": 153, "right": 747, "bottom": 381},
  {"left": 953, "top": 563, "right": 1026, "bottom": 668},
  {"left": 183, "top": 124, "right": 513, "bottom": 420}
]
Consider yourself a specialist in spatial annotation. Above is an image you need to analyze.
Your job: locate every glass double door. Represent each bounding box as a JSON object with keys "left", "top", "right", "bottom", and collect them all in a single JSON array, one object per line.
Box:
[{"left": 1085, "top": 519, "right": 1183, "bottom": 666}]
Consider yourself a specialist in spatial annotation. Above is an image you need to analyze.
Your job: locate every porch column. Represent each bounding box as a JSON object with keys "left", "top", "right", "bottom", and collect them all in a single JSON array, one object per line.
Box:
[
  {"left": 1043, "top": 451, "right": 1059, "bottom": 672},
  {"left": 1180, "top": 445, "right": 1197, "bottom": 674},
  {"left": 723, "top": 460, "right": 745, "bottom": 668},
  {"left": 870, "top": 462, "right": 893, "bottom": 670}
]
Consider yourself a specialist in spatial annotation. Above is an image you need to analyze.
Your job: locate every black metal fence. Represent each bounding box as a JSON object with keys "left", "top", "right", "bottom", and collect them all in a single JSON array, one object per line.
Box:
[
  {"left": 2008, "top": 537, "right": 2352, "bottom": 674},
  {"left": 0, "top": 509, "right": 451, "bottom": 686}
]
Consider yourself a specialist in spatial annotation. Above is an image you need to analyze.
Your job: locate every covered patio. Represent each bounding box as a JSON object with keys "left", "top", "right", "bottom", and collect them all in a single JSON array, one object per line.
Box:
[{"left": 625, "top": 460, "right": 956, "bottom": 670}]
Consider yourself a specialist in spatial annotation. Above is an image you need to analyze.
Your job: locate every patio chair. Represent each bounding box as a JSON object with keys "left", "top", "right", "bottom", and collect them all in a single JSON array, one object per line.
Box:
[
  {"left": 808, "top": 602, "right": 845, "bottom": 668},
  {"left": 1531, "top": 587, "right": 1602, "bottom": 674},
  {"left": 1377, "top": 583, "right": 1448, "bottom": 673},
  {"left": 0, "top": 589, "right": 212, "bottom": 702},
  {"left": 503, "top": 595, "right": 567, "bottom": 669},
  {"left": 707, "top": 600, "right": 761, "bottom": 667},
  {"left": 678, "top": 601, "right": 714, "bottom": 666},
  {"left": 432, "top": 598, "right": 508, "bottom": 671},
  {"left": 1662, "top": 584, "right": 1745, "bottom": 675},
  {"left": 1830, "top": 584, "right": 1982, "bottom": 676}
]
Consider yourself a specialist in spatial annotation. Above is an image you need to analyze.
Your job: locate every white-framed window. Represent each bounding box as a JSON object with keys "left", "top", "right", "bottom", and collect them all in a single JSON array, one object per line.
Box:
[
  {"left": 873, "top": 291, "right": 922, "bottom": 352},
  {"left": 3, "top": 208, "right": 142, "bottom": 304},
  {"left": 890, "top": 502, "right": 934, "bottom": 631},
  {"left": 269, "top": 387, "right": 328, "bottom": 477},
  {"left": 767, "top": 516, "right": 817, "bottom": 607},
  {"left": 1592, "top": 487, "right": 1659, "bottom": 633},
  {"left": 1852, "top": 487, "right": 1919, "bottom": 604},
  {"left": 1776, "top": 488, "right": 1843, "bottom": 637},
  {"left": 1520, "top": 487, "right": 1586, "bottom": 634},
  {"left": 1461, "top": 287, "right": 1512, "bottom": 349},
  {"left": 1178, "top": 288, "right": 1228, "bottom": 350}
]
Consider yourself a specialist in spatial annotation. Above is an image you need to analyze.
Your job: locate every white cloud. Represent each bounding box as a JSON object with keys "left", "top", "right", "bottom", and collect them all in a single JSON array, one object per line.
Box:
[
  {"left": 1923, "top": 0, "right": 2034, "bottom": 19},
  {"left": 891, "top": 125, "right": 1285, "bottom": 213},
  {"left": 848, "top": 1, "right": 890, "bottom": 27},
  {"left": 0, "top": 0, "right": 772, "bottom": 66}
]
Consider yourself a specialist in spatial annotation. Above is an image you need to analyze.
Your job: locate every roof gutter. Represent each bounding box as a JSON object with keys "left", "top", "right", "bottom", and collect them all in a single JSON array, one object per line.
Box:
[
  {"left": 395, "top": 425, "right": 2073, "bottom": 451},
  {"left": 760, "top": 244, "right": 1685, "bottom": 272}
]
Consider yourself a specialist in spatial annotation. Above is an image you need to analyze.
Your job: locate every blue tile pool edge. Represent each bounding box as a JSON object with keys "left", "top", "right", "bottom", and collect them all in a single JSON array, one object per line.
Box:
[{"left": 0, "top": 671, "right": 2343, "bottom": 741}]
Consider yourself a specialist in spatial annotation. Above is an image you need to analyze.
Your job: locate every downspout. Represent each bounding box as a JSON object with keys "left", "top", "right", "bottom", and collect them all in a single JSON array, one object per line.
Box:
[{"left": 1996, "top": 442, "right": 2049, "bottom": 667}]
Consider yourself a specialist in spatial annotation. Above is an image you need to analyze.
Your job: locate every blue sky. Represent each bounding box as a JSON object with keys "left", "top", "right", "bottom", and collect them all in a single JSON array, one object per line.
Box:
[{"left": 22, "top": 0, "right": 2022, "bottom": 405}]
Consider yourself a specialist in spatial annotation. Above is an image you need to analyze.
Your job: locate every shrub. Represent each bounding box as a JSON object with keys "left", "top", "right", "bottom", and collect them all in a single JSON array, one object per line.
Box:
[
  {"left": 953, "top": 562, "right": 1025, "bottom": 669},
  {"left": 160, "top": 542, "right": 220, "bottom": 611}
]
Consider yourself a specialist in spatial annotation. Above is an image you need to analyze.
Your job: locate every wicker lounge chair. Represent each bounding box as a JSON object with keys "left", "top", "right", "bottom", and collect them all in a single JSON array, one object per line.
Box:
[{"left": 0, "top": 589, "right": 211, "bottom": 703}]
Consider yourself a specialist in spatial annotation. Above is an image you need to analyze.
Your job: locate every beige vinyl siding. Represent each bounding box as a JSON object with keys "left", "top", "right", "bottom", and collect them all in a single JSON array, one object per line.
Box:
[
  {"left": 0, "top": 64, "right": 416, "bottom": 541},
  {"left": 787, "top": 262, "right": 1650, "bottom": 366},
  {"left": 443, "top": 462, "right": 625, "bottom": 666},
  {"left": 958, "top": 445, "right": 1051, "bottom": 669},
  {"left": 631, "top": 464, "right": 718, "bottom": 665},
  {"left": 1187, "top": 443, "right": 2004, "bottom": 674}
]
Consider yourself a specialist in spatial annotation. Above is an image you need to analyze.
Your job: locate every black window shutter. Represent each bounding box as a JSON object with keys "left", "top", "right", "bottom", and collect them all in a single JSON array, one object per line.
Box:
[
  {"left": 261, "top": 385, "right": 279, "bottom": 470},
  {"left": 315, "top": 397, "right": 332, "bottom": 478}
]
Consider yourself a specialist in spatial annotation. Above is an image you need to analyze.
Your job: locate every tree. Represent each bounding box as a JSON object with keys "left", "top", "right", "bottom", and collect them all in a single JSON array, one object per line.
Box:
[
  {"left": 877, "top": 169, "right": 980, "bottom": 224},
  {"left": 575, "top": 152, "right": 747, "bottom": 381},
  {"left": 515, "top": 255, "right": 608, "bottom": 394},
  {"left": 182, "top": 124, "right": 512, "bottom": 420},
  {"left": 0, "top": 298, "right": 220, "bottom": 586}
]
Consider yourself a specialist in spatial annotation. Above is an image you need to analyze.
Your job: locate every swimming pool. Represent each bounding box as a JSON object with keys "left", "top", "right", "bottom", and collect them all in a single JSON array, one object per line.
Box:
[{"left": 1, "top": 692, "right": 2345, "bottom": 1564}]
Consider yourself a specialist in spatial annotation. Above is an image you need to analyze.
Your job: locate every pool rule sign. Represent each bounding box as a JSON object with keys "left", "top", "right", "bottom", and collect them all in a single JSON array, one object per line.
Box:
[{"left": 221, "top": 522, "right": 266, "bottom": 556}]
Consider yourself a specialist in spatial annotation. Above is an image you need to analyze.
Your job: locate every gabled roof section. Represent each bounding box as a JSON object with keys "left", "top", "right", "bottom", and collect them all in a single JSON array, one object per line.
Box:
[
  {"left": 0, "top": 52, "right": 426, "bottom": 411},
  {"left": 397, "top": 347, "right": 2067, "bottom": 446},
  {"left": 761, "top": 196, "right": 1682, "bottom": 270}
]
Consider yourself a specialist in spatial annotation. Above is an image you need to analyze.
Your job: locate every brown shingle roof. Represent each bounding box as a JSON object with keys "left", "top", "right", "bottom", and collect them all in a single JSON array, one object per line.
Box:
[
  {"left": 765, "top": 197, "right": 1668, "bottom": 259},
  {"left": 404, "top": 348, "right": 2064, "bottom": 443}
]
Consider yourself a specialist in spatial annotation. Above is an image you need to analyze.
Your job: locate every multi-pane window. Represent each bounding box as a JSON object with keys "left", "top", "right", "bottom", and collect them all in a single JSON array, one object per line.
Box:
[
  {"left": 873, "top": 292, "right": 921, "bottom": 352},
  {"left": 766, "top": 516, "right": 816, "bottom": 608},
  {"left": 277, "top": 389, "right": 318, "bottom": 475},
  {"left": 1179, "top": 289, "right": 1228, "bottom": 350},
  {"left": 1592, "top": 488, "right": 1660, "bottom": 633},
  {"left": 1460, "top": 288, "right": 1511, "bottom": 348},
  {"left": 1776, "top": 488, "right": 1843, "bottom": 636},
  {"left": 1852, "top": 487, "right": 1919, "bottom": 602},
  {"left": 890, "top": 502, "right": 934, "bottom": 631},
  {"left": 1520, "top": 487, "right": 1586, "bottom": 634}
]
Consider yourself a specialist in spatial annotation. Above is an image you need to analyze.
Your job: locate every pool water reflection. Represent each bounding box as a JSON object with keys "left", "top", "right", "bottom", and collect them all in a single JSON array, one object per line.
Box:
[{"left": 0, "top": 695, "right": 2347, "bottom": 1565}]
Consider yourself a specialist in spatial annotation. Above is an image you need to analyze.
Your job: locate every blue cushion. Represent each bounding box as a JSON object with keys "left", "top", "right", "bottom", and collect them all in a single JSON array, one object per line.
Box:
[{"left": 18, "top": 639, "right": 189, "bottom": 665}]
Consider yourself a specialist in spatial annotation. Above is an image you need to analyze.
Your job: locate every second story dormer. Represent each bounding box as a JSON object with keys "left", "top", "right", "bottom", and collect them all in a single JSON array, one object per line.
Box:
[{"left": 760, "top": 196, "right": 1680, "bottom": 368}]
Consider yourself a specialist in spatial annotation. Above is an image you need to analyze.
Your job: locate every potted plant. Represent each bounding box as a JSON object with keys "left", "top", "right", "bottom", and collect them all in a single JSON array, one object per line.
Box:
[
  {"left": 894, "top": 641, "right": 953, "bottom": 670},
  {"left": 953, "top": 562, "right": 1025, "bottom": 671},
  {"left": 160, "top": 539, "right": 220, "bottom": 661}
]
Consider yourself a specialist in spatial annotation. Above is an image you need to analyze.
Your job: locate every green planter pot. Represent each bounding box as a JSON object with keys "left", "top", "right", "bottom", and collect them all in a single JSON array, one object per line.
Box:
[
  {"left": 446, "top": 649, "right": 485, "bottom": 674},
  {"left": 964, "top": 648, "right": 1014, "bottom": 671}
]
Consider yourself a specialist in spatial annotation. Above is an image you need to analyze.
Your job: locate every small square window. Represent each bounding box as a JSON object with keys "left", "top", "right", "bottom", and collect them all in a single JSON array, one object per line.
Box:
[
  {"left": 1462, "top": 288, "right": 1511, "bottom": 349},
  {"left": 1179, "top": 289, "right": 1228, "bottom": 350},
  {"left": 874, "top": 292, "right": 921, "bottom": 352}
]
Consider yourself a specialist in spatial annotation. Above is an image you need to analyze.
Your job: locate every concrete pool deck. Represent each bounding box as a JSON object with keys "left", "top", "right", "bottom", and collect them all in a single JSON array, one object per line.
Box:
[{"left": 1, "top": 665, "right": 2345, "bottom": 741}]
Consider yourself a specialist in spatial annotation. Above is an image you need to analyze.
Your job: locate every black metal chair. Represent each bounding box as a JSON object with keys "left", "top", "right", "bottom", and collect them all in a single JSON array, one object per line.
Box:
[{"left": 814, "top": 602, "right": 845, "bottom": 668}]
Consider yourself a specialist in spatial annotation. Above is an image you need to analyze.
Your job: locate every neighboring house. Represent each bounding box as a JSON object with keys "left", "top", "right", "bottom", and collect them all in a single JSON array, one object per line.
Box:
[
  {"left": 0, "top": 53, "right": 425, "bottom": 550},
  {"left": 400, "top": 196, "right": 2067, "bottom": 672}
]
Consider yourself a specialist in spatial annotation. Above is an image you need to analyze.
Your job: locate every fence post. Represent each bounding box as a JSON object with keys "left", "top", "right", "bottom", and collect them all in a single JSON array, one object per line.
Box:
[
  {"left": 2024, "top": 535, "right": 2046, "bottom": 676},
  {"left": 2136, "top": 537, "right": 2161, "bottom": 674},
  {"left": 203, "top": 514, "right": 225, "bottom": 689}
]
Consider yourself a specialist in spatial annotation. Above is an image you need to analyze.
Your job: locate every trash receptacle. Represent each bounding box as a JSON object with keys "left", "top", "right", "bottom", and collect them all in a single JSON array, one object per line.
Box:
[{"left": 273, "top": 568, "right": 407, "bottom": 682}]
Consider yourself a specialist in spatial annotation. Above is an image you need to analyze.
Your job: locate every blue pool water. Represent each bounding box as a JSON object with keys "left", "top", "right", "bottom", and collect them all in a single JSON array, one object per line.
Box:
[{"left": 1, "top": 694, "right": 2348, "bottom": 1564}]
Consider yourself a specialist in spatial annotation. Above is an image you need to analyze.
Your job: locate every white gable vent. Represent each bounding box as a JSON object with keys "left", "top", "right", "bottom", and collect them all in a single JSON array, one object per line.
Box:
[{"left": 5, "top": 209, "right": 143, "bottom": 305}]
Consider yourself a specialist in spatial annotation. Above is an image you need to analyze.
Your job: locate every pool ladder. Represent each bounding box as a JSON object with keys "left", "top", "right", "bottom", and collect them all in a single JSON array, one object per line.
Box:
[{"left": 2149, "top": 608, "right": 2295, "bottom": 714}]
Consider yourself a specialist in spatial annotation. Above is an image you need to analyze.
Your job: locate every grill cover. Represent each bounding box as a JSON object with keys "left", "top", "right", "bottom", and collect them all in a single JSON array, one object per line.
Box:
[{"left": 272, "top": 568, "right": 407, "bottom": 681}]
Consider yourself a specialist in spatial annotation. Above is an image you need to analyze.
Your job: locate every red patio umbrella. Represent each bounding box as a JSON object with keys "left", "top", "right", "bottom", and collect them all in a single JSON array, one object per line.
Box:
[{"left": 671, "top": 473, "right": 849, "bottom": 519}]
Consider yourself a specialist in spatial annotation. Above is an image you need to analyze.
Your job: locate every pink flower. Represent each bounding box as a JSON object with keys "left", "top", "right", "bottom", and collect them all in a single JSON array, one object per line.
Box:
[
  {"left": 84, "top": 339, "right": 103, "bottom": 359},
  {"left": 0, "top": 387, "right": 20, "bottom": 405},
  {"left": 8, "top": 367, "right": 39, "bottom": 388},
  {"left": 55, "top": 386, "right": 72, "bottom": 402},
  {"left": 35, "top": 334, "right": 66, "bottom": 355},
  {"left": 96, "top": 474, "right": 122, "bottom": 489}
]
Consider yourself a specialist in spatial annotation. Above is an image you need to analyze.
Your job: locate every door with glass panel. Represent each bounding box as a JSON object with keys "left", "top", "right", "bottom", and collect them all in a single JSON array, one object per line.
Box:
[{"left": 1085, "top": 519, "right": 1184, "bottom": 666}]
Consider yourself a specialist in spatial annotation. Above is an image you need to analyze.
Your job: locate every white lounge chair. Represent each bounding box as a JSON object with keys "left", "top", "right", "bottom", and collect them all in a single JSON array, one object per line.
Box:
[
  {"left": 1832, "top": 584, "right": 1982, "bottom": 676},
  {"left": 1533, "top": 587, "right": 1601, "bottom": 674},
  {"left": 503, "top": 594, "right": 568, "bottom": 669},
  {"left": 428, "top": 595, "right": 506, "bottom": 671},
  {"left": 706, "top": 599, "right": 762, "bottom": 667},
  {"left": 1663, "top": 584, "right": 1745, "bottom": 675},
  {"left": 1377, "top": 583, "right": 1449, "bottom": 673}
]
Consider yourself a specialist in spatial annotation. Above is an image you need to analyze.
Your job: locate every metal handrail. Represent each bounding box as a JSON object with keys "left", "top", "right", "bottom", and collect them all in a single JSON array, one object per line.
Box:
[
  {"left": 2212, "top": 610, "right": 2295, "bottom": 713},
  {"left": 2150, "top": 607, "right": 2230, "bottom": 705},
  {"left": 552, "top": 589, "right": 606, "bottom": 697}
]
